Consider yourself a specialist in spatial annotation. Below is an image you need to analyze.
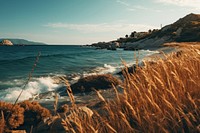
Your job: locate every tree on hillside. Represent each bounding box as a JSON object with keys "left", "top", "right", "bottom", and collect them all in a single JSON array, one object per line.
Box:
[
  {"left": 130, "top": 31, "right": 137, "bottom": 38},
  {"left": 125, "top": 34, "right": 129, "bottom": 38},
  {"left": 148, "top": 29, "right": 152, "bottom": 33}
]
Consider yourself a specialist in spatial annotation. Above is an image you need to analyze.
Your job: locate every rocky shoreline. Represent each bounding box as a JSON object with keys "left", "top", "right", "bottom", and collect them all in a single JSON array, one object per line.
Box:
[{"left": 35, "top": 45, "right": 176, "bottom": 108}]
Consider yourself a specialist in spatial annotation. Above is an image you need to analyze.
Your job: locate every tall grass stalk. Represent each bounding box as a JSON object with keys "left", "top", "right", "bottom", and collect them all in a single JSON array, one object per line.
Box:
[
  {"left": 14, "top": 52, "right": 41, "bottom": 105},
  {"left": 0, "top": 111, "right": 5, "bottom": 133},
  {"left": 5, "top": 52, "right": 41, "bottom": 122},
  {"left": 60, "top": 77, "right": 76, "bottom": 107}
]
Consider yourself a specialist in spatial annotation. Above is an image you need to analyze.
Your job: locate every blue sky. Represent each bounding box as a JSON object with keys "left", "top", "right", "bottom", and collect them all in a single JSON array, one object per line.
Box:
[{"left": 0, "top": 0, "right": 199, "bottom": 44}]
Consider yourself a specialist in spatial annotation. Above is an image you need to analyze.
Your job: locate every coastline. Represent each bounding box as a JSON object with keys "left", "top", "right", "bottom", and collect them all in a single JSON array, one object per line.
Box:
[
  {"left": 1, "top": 42, "right": 200, "bottom": 132},
  {"left": 43, "top": 42, "right": 197, "bottom": 109}
]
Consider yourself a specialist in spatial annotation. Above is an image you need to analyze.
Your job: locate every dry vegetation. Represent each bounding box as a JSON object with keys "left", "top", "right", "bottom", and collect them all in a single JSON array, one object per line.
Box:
[
  {"left": 61, "top": 46, "right": 200, "bottom": 133},
  {"left": 163, "top": 42, "right": 200, "bottom": 48},
  {"left": 0, "top": 101, "right": 51, "bottom": 132},
  {"left": 0, "top": 46, "right": 200, "bottom": 132}
]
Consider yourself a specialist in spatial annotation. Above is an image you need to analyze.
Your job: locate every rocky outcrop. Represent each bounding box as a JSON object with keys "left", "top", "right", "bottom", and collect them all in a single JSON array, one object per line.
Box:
[
  {"left": 70, "top": 74, "right": 121, "bottom": 94},
  {"left": 91, "top": 42, "right": 120, "bottom": 50},
  {"left": 0, "top": 39, "right": 13, "bottom": 46},
  {"left": 107, "top": 42, "right": 119, "bottom": 50}
]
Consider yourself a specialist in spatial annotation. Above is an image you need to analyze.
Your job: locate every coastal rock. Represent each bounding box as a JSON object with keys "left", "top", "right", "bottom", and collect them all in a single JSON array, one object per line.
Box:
[
  {"left": 0, "top": 39, "right": 13, "bottom": 46},
  {"left": 117, "top": 65, "right": 137, "bottom": 75},
  {"left": 109, "top": 42, "right": 120, "bottom": 50},
  {"left": 70, "top": 74, "right": 121, "bottom": 94},
  {"left": 29, "top": 91, "right": 59, "bottom": 100},
  {"left": 92, "top": 41, "right": 120, "bottom": 50},
  {"left": 117, "top": 61, "right": 145, "bottom": 75},
  {"left": 107, "top": 45, "right": 117, "bottom": 50}
]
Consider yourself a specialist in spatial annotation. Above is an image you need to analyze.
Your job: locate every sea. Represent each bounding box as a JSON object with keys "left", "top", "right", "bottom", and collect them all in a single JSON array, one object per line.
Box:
[{"left": 0, "top": 45, "right": 159, "bottom": 102}]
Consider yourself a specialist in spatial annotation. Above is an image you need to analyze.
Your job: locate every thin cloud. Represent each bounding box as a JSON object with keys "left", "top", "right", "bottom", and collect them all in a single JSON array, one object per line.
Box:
[
  {"left": 45, "top": 23, "right": 158, "bottom": 33},
  {"left": 116, "top": 0, "right": 161, "bottom": 12},
  {"left": 155, "top": 0, "right": 200, "bottom": 9},
  {"left": 127, "top": 5, "right": 150, "bottom": 11},
  {"left": 116, "top": 0, "right": 130, "bottom": 6},
  {"left": 127, "top": 5, "right": 161, "bottom": 12}
]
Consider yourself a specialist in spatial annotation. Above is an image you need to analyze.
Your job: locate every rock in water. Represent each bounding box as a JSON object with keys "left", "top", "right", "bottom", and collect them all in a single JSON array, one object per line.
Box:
[
  {"left": 0, "top": 39, "right": 13, "bottom": 46},
  {"left": 70, "top": 74, "right": 121, "bottom": 93}
]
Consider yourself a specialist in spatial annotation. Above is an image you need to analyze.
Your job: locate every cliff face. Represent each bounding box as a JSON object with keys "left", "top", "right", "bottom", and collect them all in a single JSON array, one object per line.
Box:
[
  {"left": 0, "top": 39, "right": 13, "bottom": 46},
  {"left": 124, "top": 13, "right": 200, "bottom": 49}
]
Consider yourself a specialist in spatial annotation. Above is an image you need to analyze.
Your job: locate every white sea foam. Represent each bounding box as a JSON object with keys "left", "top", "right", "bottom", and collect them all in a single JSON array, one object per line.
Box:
[
  {"left": 2, "top": 77, "right": 61, "bottom": 102},
  {"left": 71, "top": 75, "right": 81, "bottom": 81},
  {"left": 0, "top": 79, "right": 24, "bottom": 86},
  {"left": 140, "top": 49, "right": 160, "bottom": 56},
  {"left": 82, "top": 63, "right": 118, "bottom": 77},
  {"left": 140, "top": 49, "right": 159, "bottom": 53},
  {"left": 102, "top": 64, "right": 117, "bottom": 74}
]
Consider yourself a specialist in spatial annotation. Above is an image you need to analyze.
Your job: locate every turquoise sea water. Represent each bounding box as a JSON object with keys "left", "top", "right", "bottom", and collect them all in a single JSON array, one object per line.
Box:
[{"left": 0, "top": 45, "right": 158, "bottom": 101}]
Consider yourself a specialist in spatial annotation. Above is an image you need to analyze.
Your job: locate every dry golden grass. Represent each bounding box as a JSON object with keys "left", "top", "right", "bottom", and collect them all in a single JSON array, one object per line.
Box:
[
  {"left": 0, "top": 111, "right": 5, "bottom": 133},
  {"left": 163, "top": 42, "right": 200, "bottom": 48},
  {"left": 61, "top": 46, "right": 200, "bottom": 133}
]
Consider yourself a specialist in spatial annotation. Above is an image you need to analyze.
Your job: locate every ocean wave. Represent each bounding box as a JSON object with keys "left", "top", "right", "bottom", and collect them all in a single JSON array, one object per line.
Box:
[
  {"left": 0, "top": 53, "right": 73, "bottom": 62},
  {"left": 0, "top": 64, "right": 120, "bottom": 102},
  {"left": 0, "top": 77, "right": 61, "bottom": 102},
  {"left": 82, "top": 64, "right": 116, "bottom": 77},
  {"left": 0, "top": 79, "right": 24, "bottom": 87}
]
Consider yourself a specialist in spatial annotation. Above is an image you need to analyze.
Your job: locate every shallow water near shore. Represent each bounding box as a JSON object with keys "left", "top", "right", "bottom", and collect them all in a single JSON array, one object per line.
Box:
[{"left": 0, "top": 45, "right": 159, "bottom": 102}]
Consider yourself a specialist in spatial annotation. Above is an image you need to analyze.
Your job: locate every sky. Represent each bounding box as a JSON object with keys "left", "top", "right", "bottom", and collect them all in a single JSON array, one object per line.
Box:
[{"left": 0, "top": 0, "right": 200, "bottom": 45}]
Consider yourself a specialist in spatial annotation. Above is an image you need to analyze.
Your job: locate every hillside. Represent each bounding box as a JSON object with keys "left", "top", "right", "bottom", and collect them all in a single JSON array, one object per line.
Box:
[
  {"left": 124, "top": 13, "right": 200, "bottom": 50},
  {"left": 91, "top": 13, "right": 200, "bottom": 50},
  {"left": 0, "top": 39, "right": 46, "bottom": 45}
]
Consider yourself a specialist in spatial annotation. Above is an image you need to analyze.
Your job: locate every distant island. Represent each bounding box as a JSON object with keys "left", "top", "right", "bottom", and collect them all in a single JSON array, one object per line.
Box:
[
  {"left": 0, "top": 38, "right": 46, "bottom": 46},
  {"left": 0, "top": 39, "right": 13, "bottom": 46}
]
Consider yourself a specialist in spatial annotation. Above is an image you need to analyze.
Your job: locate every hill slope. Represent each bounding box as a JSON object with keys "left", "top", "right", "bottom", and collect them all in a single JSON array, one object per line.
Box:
[{"left": 124, "top": 13, "right": 200, "bottom": 50}]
